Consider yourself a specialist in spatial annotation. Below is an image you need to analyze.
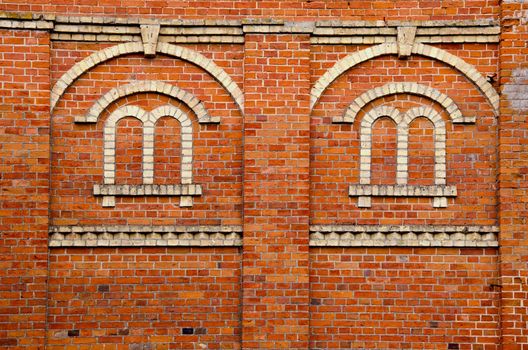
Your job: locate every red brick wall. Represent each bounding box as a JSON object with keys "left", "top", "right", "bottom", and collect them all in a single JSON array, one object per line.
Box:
[
  {"left": 50, "top": 43, "right": 244, "bottom": 227},
  {"left": 0, "top": 29, "right": 50, "bottom": 349},
  {"left": 499, "top": 1, "right": 528, "bottom": 348},
  {"left": 242, "top": 33, "right": 311, "bottom": 348},
  {"left": 47, "top": 247, "right": 241, "bottom": 349},
  {"left": 1, "top": 1, "right": 524, "bottom": 349},
  {"left": 310, "top": 46, "right": 498, "bottom": 226},
  {"left": 310, "top": 248, "right": 500, "bottom": 349},
  {"left": 0, "top": 1, "right": 499, "bottom": 20}
]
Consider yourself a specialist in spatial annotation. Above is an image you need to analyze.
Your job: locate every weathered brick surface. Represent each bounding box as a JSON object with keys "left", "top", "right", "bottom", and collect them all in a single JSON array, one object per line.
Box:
[
  {"left": 0, "top": 1, "right": 499, "bottom": 20},
  {"left": 242, "top": 33, "right": 311, "bottom": 348},
  {"left": 47, "top": 247, "right": 241, "bottom": 349},
  {"left": 0, "top": 29, "right": 50, "bottom": 349},
  {"left": 0, "top": 1, "right": 525, "bottom": 349},
  {"left": 310, "top": 248, "right": 500, "bottom": 349},
  {"left": 499, "top": 1, "right": 528, "bottom": 348}
]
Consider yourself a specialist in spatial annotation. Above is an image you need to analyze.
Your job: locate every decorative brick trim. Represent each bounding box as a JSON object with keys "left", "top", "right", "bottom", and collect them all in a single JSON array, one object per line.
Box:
[
  {"left": 311, "top": 20, "right": 499, "bottom": 44},
  {"left": 241, "top": 19, "right": 315, "bottom": 34},
  {"left": 140, "top": 24, "right": 160, "bottom": 57},
  {"left": 80, "top": 81, "right": 215, "bottom": 124},
  {"left": 0, "top": 12, "right": 499, "bottom": 46},
  {"left": 401, "top": 106, "right": 446, "bottom": 185},
  {"left": 309, "top": 225, "right": 499, "bottom": 247},
  {"left": 93, "top": 184, "right": 202, "bottom": 196},
  {"left": 336, "top": 82, "right": 473, "bottom": 124},
  {"left": 350, "top": 184, "right": 456, "bottom": 208},
  {"left": 397, "top": 26, "right": 417, "bottom": 58},
  {"left": 349, "top": 184, "right": 457, "bottom": 196},
  {"left": 310, "top": 42, "right": 499, "bottom": 115},
  {"left": 101, "top": 104, "right": 198, "bottom": 208},
  {"left": 49, "top": 225, "right": 243, "bottom": 247},
  {"left": 354, "top": 105, "right": 450, "bottom": 208},
  {"left": 50, "top": 42, "right": 244, "bottom": 114}
]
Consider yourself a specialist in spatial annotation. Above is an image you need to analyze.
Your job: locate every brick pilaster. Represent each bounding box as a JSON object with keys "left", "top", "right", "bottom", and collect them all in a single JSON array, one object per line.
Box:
[
  {"left": 0, "top": 29, "right": 50, "bottom": 348},
  {"left": 499, "top": 2, "right": 528, "bottom": 348},
  {"left": 242, "top": 34, "right": 311, "bottom": 349}
]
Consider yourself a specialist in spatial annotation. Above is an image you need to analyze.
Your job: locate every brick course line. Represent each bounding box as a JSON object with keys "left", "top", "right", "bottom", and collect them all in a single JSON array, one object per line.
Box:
[{"left": 49, "top": 225, "right": 242, "bottom": 247}]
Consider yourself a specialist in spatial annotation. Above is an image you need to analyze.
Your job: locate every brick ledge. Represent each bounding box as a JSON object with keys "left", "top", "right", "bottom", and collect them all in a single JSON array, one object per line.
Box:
[{"left": 309, "top": 225, "right": 499, "bottom": 247}]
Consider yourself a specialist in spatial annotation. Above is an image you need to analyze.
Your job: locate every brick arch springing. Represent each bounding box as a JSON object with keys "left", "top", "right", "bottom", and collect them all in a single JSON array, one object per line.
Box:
[
  {"left": 310, "top": 42, "right": 499, "bottom": 115},
  {"left": 50, "top": 41, "right": 244, "bottom": 114}
]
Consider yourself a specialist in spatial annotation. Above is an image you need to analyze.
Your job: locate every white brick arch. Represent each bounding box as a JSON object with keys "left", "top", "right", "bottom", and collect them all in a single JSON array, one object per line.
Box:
[
  {"left": 100, "top": 104, "right": 199, "bottom": 208},
  {"left": 359, "top": 106, "right": 402, "bottom": 187},
  {"left": 50, "top": 42, "right": 244, "bottom": 114},
  {"left": 103, "top": 105, "right": 149, "bottom": 186},
  {"left": 79, "top": 81, "right": 216, "bottom": 124},
  {"left": 310, "top": 42, "right": 499, "bottom": 115},
  {"left": 399, "top": 106, "right": 446, "bottom": 186},
  {"left": 337, "top": 82, "right": 474, "bottom": 124}
]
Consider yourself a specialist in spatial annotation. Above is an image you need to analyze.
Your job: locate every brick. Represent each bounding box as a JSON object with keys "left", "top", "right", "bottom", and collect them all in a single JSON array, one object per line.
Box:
[{"left": 0, "top": 2, "right": 518, "bottom": 349}]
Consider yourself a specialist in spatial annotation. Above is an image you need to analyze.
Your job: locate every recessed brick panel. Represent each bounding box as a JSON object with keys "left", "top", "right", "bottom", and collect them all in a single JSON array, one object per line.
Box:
[
  {"left": 47, "top": 247, "right": 242, "bottom": 349},
  {"left": 310, "top": 45, "right": 498, "bottom": 225},
  {"left": 50, "top": 44, "right": 244, "bottom": 226},
  {"left": 310, "top": 247, "right": 501, "bottom": 349}
]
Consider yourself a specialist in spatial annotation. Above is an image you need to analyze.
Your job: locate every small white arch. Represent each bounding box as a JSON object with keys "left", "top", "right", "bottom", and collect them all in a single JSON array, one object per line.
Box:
[
  {"left": 400, "top": 106, "right": 446, "bottom": 186},
  {"left": 359, "top": 106, "right": 402, "bottom": 186},
  {"left": 103, "top": 105, "right": 149, "bottom": 185},
  {"left": 80, "top": 81, "right": 216, "bottom": 124},
  {"left": 310, "top": 42, "right": 499, "bottom": 115},
  {"left": 148, "top": 105, "right": 193, "bottom": 186},
  {"left": 337, "top": 82, "right": 474, "bottom": 124},
  {"left": 50, "top": 42, "right": 244, "bottom": 114}
]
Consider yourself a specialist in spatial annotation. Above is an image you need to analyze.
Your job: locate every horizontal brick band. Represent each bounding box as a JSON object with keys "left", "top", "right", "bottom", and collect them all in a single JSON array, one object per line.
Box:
[
  {"left": 93, "top": 184, "right": 202, "bottom": 196},
  {"left": 309, "top": 225, "right": 499, "bottom": 247},
  {"left": 49, "top": 225, "right": 242, "bottom": 247},
  {"left": 349, "top": 184, "right": 457, "bottom": 197}
]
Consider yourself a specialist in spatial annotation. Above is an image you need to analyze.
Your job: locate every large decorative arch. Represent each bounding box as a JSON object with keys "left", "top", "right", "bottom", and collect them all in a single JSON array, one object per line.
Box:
[
  {"left": 352, "top": 105, "right": 454, "bottom": 208},
  {"left": 310, "top": 42, "right": 499, "bottom": 115},
  {"left": 337, "top": 82, "right": 474, "bottom": 124},
  {"left": 50, "top": 42, "right": 244, "bottom": 114},
  {"left": 79, "top": 81, "right": 216, "bottom": 124},
  {"left": 97, "top": 104, "right": 200, "bottom": 208}
]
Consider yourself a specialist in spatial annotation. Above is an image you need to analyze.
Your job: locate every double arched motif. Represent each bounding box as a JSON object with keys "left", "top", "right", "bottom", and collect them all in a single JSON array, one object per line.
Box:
[
  {"left": 95, "top": 104, "right": 200, "bottom": 208},
  {"left": 352, "top": 105, "right": 455, "bottom": 208},
  {"left": 50, "top": 42, "right": 244, "bottom": 114},
  {"left": 80, "top": 81, "right": 217, "bottom": 124},
  {"left": 310, "top": 42, "right": 499, "bottom": 115}
]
